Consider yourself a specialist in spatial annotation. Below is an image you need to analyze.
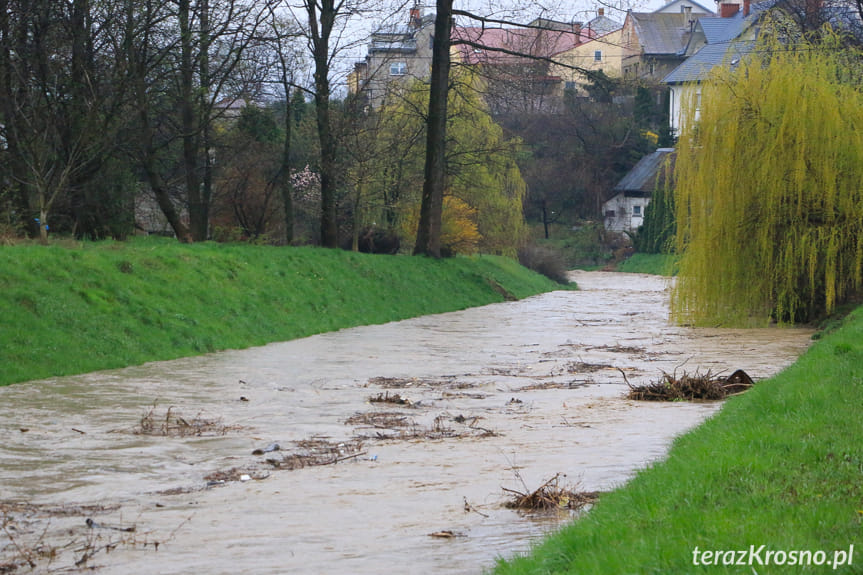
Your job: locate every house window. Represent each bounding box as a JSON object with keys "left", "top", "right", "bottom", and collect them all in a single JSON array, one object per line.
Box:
[
  {"left": 390, "top": 62, "right": 407, "bottom": 76},
  {"left": 605, "top": 210, "right": 615, "bottom": 218},
  {"left": 633, "top": 205, "right": 642, "bottom": 216},
  {"left": 649, "top": 62, "right": 656, "bottom": 75},
  {"left": 565, "top": 81, "right": 576, "bottom": 90},
  {"left": 594, "top": 50, "right": 602, "bottom": 62}
]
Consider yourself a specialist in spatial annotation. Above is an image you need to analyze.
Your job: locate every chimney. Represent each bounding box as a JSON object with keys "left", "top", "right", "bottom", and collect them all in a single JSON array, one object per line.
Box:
[
  {"left": 409, "top": 6, "right": 421, "bottom": 29},
  {"left": 720, "top": 2, "right": 740, "bottom": 17},
  {"left": 743, "top": 0, "right": 751, "bottom": 15},
  {"left": 598, "top": 7, "right": 605, "bottom": 16}
]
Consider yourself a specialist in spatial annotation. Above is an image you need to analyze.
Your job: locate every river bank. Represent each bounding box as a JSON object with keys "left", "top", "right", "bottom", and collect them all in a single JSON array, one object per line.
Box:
[
  {"left": 495, "top": 298, "right": 862, "bottom": 573},
  {"left": 0, "top": 272, "right": 812, "bottom": 573},
  {"left": 0, "top": 239, "right": 565, "bottom": 387}
]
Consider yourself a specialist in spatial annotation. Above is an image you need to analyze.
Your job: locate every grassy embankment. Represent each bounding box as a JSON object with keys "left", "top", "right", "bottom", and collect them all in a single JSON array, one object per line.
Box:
[
  {"left": 615, "top": 252, "right": 678, "bottom": 275},
  {"left": 0, "top": 238, "right": 568, "bottom": 387},
  {"left": 494, "top": 308, "right": 863, "bottom": 573}
]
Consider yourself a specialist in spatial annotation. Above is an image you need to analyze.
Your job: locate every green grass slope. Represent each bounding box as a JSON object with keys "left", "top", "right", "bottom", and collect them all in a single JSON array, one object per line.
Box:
[
  {"left": 494, "top": 308, "right": 863, "bottom": 574},
  {"left": 0, "top": 239, "right": 568, "bottom": 386},
  {"left": 616, "top": 253, "right": 678, "bottom": 276}
]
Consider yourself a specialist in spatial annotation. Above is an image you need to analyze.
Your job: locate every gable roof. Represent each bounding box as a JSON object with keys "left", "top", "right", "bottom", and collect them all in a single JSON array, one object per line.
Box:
[
  {"left": 664, "top": 39, "right": 754, "bottom": 83},
  {"left": 585, "top": 14, "right": 623, "bottom": 36},
  {"left": 452, "top": 26, "right": 582, "bottom": 65},
  {"left": 698, "top": 12, "right": 751, "bottom": 43},
  {"left": 614, "top": 148, "right": 676, "bottom": 193},
  {"left": 653, "top": 0, "right": 716, "bottom": 14},
  {"left": 629, "top": 13, "right": 693, "bottom": 55},
  {"left": 370, "top": 14, "right": 435, "bottom": 53},
  {"left": 663, "top": 2, "right": 771, "bottom": 84}
]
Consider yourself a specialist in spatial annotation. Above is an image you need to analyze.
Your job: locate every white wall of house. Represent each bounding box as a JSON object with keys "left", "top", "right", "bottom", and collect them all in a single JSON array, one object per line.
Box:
[
  {"left": 602, "top": 193, "right": 651, "bottom": 232},
  {"left": 669, "top": 83, "right": 700, "bottom": 137}
]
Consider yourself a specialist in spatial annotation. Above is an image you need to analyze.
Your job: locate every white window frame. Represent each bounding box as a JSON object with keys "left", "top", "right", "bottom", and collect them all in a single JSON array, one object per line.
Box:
[{"left": 389, "top": 62, "right": 407, "bottom": 76}]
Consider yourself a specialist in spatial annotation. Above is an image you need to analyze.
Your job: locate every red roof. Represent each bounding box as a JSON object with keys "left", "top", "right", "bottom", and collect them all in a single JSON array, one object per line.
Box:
[{"left": 451, "top": 24, "right": 597, "bottom": 66}]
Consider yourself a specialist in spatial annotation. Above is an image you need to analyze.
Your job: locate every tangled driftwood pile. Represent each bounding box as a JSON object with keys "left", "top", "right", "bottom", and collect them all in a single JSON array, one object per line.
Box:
[
  {"left": 623, "top": 368, "right": 755, "bottom": 401},
  {"left": 503, "top": 473, "right": 599, "bottom": 511}
]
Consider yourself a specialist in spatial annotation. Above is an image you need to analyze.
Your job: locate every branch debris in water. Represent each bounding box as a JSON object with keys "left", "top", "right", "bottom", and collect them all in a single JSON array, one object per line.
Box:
[
  {"left": 503, "top": 473, "right": 599, "bottom": 511},
  {"left": 622, "top": 367, "right": 754, "bottom": 401}
]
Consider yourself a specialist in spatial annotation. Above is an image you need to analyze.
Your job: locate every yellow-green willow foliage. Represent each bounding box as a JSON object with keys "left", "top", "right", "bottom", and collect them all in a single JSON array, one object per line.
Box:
[{"left": 672, "top": 33, "right": 863, "bottom": 325}]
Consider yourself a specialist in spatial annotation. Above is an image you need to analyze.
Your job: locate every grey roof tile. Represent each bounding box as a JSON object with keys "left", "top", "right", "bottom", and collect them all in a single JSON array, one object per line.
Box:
[
  {"left": 664, "top": 39, "right": 754, "bottom": 83},
  {"left": 632, "top": 13, "right": 692, "bottom": 55},
  {"left": 614, "top": 148, "right": 677, "bottom": 193}
]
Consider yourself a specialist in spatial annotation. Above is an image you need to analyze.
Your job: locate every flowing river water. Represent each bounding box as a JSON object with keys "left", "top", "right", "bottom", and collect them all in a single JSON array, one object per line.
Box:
[{"left": 0, "top": 272, "right": 813, "bottom": 574}]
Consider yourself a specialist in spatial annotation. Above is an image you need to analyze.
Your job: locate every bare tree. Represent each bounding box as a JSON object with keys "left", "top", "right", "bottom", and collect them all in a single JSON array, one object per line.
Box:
[
  {"left": 262, "top": 10, "right": 306, "bottom": 245},
  {"left": 124, "top": 0, "right": 275, "bottom": 241},
  {"left": 280, "top": 0, "right": 396, "bottom": 248},
  {"left": 0, "top": 0, "right": 134, "bottom": 241}
]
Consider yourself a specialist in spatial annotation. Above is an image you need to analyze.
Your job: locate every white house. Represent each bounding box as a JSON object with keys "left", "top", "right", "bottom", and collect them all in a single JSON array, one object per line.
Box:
[
  {"left": 663, "top": 0, "right": 765, "bottom": 136},
  {"left": 603, "top": 148, "right": 676, "bottom": 233}
]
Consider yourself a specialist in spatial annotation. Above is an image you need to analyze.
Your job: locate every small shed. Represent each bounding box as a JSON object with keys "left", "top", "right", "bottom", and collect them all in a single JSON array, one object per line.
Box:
[{"left": 603, "top": 148, "right": 676, "bottom": 233}]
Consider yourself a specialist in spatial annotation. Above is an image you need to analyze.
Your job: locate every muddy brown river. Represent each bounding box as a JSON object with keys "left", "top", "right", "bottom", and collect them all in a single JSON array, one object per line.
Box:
[{"left": 0, "top": 272, "right": 813, "bottom": 574}]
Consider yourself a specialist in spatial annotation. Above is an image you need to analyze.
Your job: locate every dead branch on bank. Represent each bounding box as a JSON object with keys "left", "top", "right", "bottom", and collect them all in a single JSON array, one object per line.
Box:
[{"left": 622, "top": 367, "right": 755, "bottom": 401}]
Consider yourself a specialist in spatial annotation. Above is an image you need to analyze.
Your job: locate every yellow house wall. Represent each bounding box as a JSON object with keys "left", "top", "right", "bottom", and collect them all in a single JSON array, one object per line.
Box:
[{"left": 551, "top": 29, "right": 625, "bottom": 95}]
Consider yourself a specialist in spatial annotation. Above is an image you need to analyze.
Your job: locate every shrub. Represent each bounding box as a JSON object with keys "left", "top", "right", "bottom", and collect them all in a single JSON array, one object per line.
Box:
[{"left": 518, "top": 244, "right": 570, "bottom": 284}]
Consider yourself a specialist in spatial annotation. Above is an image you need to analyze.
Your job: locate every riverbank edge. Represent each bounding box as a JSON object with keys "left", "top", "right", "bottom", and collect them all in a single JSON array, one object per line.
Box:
[
  {"left": 1, "top": 239, "right": 570, "bottom": 387},
  {"left": 493, "top": 306, "right": 862, "bottom": 573}
]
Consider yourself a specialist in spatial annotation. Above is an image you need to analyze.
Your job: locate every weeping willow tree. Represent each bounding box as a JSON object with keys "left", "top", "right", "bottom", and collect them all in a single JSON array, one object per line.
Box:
[{"left": 672, "top": 32, "right": 863, "bottom": 326}]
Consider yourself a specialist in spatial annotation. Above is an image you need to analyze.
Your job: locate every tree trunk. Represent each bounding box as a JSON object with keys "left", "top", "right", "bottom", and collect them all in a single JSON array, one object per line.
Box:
[
  {"left": 414, "top": 0, "right": 453, "bottom": 258},
  {"left": 277, "top": 87, "right": 294, "bottom": 245},
  {"left": 314, "top": 47, "right": 338, "bottom": 248},
  {"left": 179, "top": 0, "right": 205, "bottom": 241},
  {"left": 541, "top": 198, "right": 549, "bottom": 239},
  {"left": 307, "top": 0, "right": 339, "bottom": 248},
  {"left": 199, "top": 0, "right": 213, "bottom": 240},
  {"left": 129, "top": 0, "right": 191, "bottom": 243},
  {"left": 139, "top": 100, "right": 192, "bottom": 242}
]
